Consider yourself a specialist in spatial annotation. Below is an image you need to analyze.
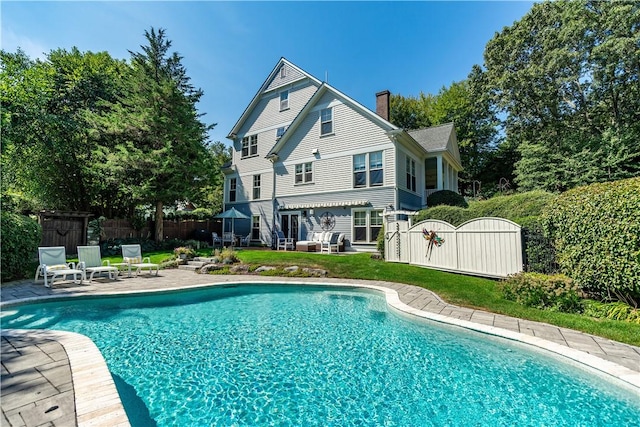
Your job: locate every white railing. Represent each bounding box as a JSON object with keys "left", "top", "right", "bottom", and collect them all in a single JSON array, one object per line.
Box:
[{"left": 385, "top": 217, "right": 523, "bottom": 278}]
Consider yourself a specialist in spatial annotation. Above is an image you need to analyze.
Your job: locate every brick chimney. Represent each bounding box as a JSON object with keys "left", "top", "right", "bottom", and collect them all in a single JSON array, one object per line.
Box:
[{"left": 376, "top": 90, "right": 390, "bottom": 121}]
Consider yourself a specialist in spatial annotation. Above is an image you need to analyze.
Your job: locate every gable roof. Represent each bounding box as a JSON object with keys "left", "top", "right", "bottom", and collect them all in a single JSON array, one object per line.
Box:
[
  {"left": 266, "top": 82, "right": 399, "bottom": 157},
  {"left": 227, "top": 58, "right": 322, "bottom": 138},
  {"left": 407, "top": 123, "right": 461, "bottom": 167}
]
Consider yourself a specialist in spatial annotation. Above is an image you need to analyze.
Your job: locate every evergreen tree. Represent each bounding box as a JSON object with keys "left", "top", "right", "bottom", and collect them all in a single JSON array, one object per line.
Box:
[{"left": 97, "top": 28, "right": 214, "bottom": 241}]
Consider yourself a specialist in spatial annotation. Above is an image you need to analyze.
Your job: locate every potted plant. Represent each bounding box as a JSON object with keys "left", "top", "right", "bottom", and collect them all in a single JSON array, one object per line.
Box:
[{"left": 174, "top": 246, "right": 196, "bottom": 260}]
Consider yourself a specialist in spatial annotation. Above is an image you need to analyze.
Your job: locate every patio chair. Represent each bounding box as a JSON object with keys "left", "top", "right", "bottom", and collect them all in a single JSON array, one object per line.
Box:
[
  {"left": 77, "top": 246, "right": 119, "bottom": 283},
  {"left": 212, "top": 232, "right": 222, "bottom": 248},
  {"left": 276, "top": 230, "right": 295, "bottom": 251},
  {"left": 121, "top": 244, "right": 159, "bottom": 277},
  {"left": 35, "top": 246, "right": 84, "bottom": 288},
  {"left": 320, "top": 233, "right": 345, "bottom": 254},
  {"left": 222, "top": 232, "right": 235, "bottom": 247},
  {"left": 240, "top": 234, "right": 251, "bottom": 247}
]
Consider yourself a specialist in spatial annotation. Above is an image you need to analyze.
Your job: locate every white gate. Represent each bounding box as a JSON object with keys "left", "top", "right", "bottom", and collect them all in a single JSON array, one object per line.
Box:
[{"left": 385, "top": 217, "right": 523, "bottom": 278}]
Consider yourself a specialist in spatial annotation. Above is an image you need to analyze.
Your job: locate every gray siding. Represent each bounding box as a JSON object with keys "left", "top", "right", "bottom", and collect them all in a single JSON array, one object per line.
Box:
[
  {"left": 239, "top": 81, "right": 318, "bottom": 136},
  {"left": 398, "top": 189, "right": 422, "bottom": 211},
  {"left": 265, "top": 63, "right": 307, "bottom": 92},
  {"left": 275, "top": 93, "right": 396, "bottom": 197},
  {"left": 277, "top": 187, "right": 395, "bottom": 246}
]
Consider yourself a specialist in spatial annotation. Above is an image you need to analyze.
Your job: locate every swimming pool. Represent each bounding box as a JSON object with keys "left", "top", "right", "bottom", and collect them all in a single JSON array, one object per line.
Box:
[{"left": 2, "top": 284, "right": 639, "bottom": 426}]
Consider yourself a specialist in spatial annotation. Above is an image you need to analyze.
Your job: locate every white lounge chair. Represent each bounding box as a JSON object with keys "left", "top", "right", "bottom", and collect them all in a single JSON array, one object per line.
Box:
[
  {"left": 35, "top": 246, "right": 84, "bottom": 288},
  {"left": 77, "top": 246, "right": 119, "bottom": 282},
  {"left": 276, "top": 230, "right": 295, "bottom": 251},
  {"left": 121, "top": 244, "right": 159, "bottom": 277}
]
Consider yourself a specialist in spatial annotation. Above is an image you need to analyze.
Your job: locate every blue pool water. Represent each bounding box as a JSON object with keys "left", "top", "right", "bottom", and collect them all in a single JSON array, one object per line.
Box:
[{"left": 2, "top": 284, "right": 639, "bottom": 426}]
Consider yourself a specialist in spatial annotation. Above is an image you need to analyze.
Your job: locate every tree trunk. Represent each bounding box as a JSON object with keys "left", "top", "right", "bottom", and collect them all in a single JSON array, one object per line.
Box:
[{"left": 154, "top": 200, "right": 164, "bottom": 242}]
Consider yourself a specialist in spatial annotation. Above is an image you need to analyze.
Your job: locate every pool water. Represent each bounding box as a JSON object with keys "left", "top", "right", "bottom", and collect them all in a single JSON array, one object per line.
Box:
[{"left": 2, "top": 285, "right": 639, "bottom": 426}]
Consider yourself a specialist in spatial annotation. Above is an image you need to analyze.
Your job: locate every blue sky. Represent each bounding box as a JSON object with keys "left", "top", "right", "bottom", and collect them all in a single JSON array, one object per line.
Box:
[{"left": 2, "top": 1, "right": 533, "bottom": 145}]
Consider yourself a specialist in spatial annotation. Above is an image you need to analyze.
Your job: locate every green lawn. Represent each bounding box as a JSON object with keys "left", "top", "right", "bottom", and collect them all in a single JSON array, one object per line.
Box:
[{"left": 67, "top": 249, "right": 640, "bottom": 347}]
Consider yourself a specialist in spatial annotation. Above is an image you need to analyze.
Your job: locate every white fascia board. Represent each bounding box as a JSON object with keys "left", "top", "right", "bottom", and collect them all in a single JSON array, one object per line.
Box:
[{"left": 228, "top": 58, "right": 322, "bottom": 139}]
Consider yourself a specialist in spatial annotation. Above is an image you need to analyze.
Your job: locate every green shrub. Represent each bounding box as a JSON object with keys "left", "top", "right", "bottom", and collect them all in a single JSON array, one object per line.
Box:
[
  {"left": 216, "top": 248, "right": 239, "bottom": 264},
  {"left": 542, "top": 177, "right": 640, "bottom": 303},
  {"left": 468, "top": 191, "right": 555, "bottom": 224},
  {"left": 582, "top": 300, "right": 640, "bottom": 324},
  {"left": 501, "top": 272, "right": 583, "bottom": 313},
  {"left": 376, "top": 224, "right": 385, "bottom": 258},
  {"left": 173, "top": 246, "right": 196, "bottom": 259},
  {"left": 0, "top": 212, "right": 42, "bottom": 282},
  {"left": 415, "top": 205, "right": 473, "bottom": 226},
  {"left": 426, "top": 190, "right": 468, "bottom": 208}
]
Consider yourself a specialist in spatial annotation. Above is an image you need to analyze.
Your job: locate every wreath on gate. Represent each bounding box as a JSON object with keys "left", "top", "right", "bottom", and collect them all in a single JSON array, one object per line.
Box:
[{"left": 422, "top": 229, "right": 444, "bottom": 260}]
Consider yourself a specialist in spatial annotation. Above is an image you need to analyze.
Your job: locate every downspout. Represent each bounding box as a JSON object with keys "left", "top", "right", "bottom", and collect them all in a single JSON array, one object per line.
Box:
[
  {"left": 385, "top": 129, "right": 403, "bottom": 210},
  {"left": 268, "top": 153, "right": 279, "bottom": 248}
]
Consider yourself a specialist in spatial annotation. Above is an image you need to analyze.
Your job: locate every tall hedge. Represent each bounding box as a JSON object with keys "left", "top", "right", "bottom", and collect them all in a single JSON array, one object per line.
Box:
[
  {"left": 0, "top": 212, "right": 42, "bottom": 283},
  {"left": 542, "top": 178, "right": 640, "bottom": 303}
]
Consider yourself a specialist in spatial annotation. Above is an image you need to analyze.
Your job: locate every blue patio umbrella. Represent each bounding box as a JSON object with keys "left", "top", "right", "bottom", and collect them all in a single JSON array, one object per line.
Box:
[{"left": 215, "top": 207, "right": 250, "bottom": 240}]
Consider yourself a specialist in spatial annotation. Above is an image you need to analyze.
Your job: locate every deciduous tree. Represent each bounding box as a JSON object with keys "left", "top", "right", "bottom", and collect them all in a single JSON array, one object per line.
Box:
[{"left": 477, "top": 0, "right": 640, "bottom": 192}]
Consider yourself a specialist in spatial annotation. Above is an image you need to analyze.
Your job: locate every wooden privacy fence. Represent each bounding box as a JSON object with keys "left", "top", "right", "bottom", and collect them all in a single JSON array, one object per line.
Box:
[
  {"left": 40, "top": 214, "right": 222, "bottom": 254},
  {"left": 103, "top": 219, "right": 221, "bottom": 241},
  {"left": 385, "top": 217, "right": 523, "bottom": 278}
]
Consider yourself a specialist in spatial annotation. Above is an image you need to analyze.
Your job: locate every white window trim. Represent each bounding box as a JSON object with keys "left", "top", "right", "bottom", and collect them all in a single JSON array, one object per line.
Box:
[
  {"left": 353, "top": 151, "right": 384, "bottom": 188},
  {"left": 276, "top": 125, "right": 288, "bottom": 141},
  {"left": 406, "top": 156, "right": 417, "bottom": 192},
  {"left": 241, "top": 135, "right": 258, "bottom": 159},
  {"left": 253, "top": 174, "right": 261, "bottom": 200},
  {"left": 320, "top": 107, "right": 334, "bottom": 136},
  {"left": 351, "top": 208, "right": 384, "bottom": 243},
  {"left": 280, "top": 90, "right": 289, "bottom": 111},
  {"left": 228, "top": 178, "right": 237, "bottom": 203},
  {"left": 294, "top": 162, "right": 314, "bottom": 185}
]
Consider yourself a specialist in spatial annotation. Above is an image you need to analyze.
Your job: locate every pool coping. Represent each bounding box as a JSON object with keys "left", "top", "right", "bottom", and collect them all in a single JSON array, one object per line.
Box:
[{"left": 2, "top": 277, "right": 640, "bottom": 426}]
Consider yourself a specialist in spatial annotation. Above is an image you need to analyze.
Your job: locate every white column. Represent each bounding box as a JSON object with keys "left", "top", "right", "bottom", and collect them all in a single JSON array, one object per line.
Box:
[{"left": 437, "top": 155, "right": 443, "bottom": 190}]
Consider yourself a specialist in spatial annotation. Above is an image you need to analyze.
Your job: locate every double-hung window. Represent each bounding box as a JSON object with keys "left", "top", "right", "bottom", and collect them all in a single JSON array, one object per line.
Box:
[
  {"left": 320, "top": 107, "right": 333, "bottom": 135},
  {"left": 253, "top": 174, "right": 261, "bottom": 200},
  {"left": 353, "top": 151, "right": 384, "bottom": 188},
  {"left": 406, "top": 156, "right": 416, "bottom": 192},
  {"left": 295, "top": 162, "right": 313, "bottom": 184},
  {"left": 369, "top": 151, "right": 383, "bottom": 186},
  {"left": 280, "top": 90, "right": 289, "bottom": 111},
  {"left": 353, "top": 154, "right": 367, "bottom": 188},
  {"left": 229, "top": 178, "right": 237, "bottom": 202},
  {"left": 353, "top": 209, "right": 383, "bottom": 243},
  {"left": 241, "top": 135, "right": 258, "bottom": 158}
]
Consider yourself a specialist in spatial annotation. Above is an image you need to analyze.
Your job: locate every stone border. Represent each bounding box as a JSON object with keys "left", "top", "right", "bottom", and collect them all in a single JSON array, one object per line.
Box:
[
  {"left": 2, "top": 329, "right": 129, "bottom": 427},
  {"left": 3, "top": 278, "right": 639, "bottom": 427}
]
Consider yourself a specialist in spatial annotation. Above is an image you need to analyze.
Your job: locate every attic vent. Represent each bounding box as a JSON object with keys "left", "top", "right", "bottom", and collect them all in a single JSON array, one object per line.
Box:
[{"left": 280, "top": 65, "right": 287, "bottom": 78}]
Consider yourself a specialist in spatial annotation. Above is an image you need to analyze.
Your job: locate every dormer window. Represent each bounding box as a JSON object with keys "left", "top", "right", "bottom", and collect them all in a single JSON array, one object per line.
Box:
[{"left": 280, "top": 90, "right": 289, "bottom": 111}]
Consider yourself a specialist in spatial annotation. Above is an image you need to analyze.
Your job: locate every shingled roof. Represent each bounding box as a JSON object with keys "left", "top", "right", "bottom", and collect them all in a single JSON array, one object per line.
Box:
[{"left": 407, "top": 122, "right": 455, "bottom": 152}]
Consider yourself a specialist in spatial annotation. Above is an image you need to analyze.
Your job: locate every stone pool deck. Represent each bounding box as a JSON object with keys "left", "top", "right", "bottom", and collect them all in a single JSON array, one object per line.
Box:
[{"left": 2, "top": 269, "right": 640, "bottom": 426}]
